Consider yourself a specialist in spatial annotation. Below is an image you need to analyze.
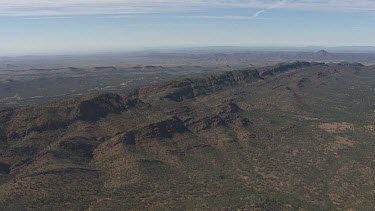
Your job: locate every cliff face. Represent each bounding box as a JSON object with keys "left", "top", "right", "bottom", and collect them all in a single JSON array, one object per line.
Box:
[
  {"left": 0, "top": 93, "right": 143, "bottom": 139},
  {"left": 168, "top": 69, "right": 263, "bottom": 102},
  {"left": 77, "top": 93, "right": 126, "bottom": 122},
  {"left": 140, "top": 68, "right": 262, "bottom": 102},
  {"left": 259, "top": 61, "right": 320, "bottom": 77},
  {"left": 120, "top": 117, "right": 188, "bottom": 145},
  {"left": 140, "top": 62, "right": 317, "bottom": 102},
  {"left": 185, "top": 101, "right": 251, "bottom": 132}
]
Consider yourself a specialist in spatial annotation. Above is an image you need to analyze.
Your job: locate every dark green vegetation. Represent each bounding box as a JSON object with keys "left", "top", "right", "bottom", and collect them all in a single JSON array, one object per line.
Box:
[{"left": 0, "top": 62, "right": 374, "bottom": 210}]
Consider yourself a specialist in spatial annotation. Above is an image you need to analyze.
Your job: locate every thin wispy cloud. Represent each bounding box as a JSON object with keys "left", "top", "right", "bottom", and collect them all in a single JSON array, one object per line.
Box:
[
  {"left": 1, "top": 0, "right": 375, "bottom": 17},
  {"left": 191, "top": 0, "right": 288, "bottom": 20},
  {"left": 251, "top": 0, "right": 287, "bottom": 18}
]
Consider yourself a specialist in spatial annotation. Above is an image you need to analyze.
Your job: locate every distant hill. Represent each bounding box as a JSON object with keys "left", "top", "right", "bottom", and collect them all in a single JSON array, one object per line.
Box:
[
  {"left": 314, "top": 50, "right": 331, "bottom": 60},
  {"left": 315, "top": 49, "right": 329, "bottom": 56}
]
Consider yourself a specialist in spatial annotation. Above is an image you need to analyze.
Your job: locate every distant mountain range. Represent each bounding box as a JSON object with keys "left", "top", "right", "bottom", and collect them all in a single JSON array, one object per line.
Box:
[
  {"left": 2, "top": 47, "right": 375, "bottom": 71},
  {"left": 2, "top": 46, "right": 375, "bottom": 59}
]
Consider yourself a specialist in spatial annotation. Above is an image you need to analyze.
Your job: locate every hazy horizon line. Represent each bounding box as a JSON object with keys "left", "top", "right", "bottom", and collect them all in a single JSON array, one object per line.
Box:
[{"left": 2, "top": 45, "right": 375, "bottom": 58}]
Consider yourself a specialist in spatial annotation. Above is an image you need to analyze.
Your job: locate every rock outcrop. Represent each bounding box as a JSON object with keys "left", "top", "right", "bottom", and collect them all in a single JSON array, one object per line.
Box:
[
  {"left": 139, "top": 62, "right": 321, "bottom": 102},
  {"left": 120, "top": 117, "right": 188, "bottom": 145},
  {"left": 1, "top": 93, "right": 143, "bottom": 139},
  {"left": 186, "top": 102, "right": 252, "bottom": 132},
  {"left": 260, "top": 61, "right": 317, "bottom": 77},
  {"left": 140, "top": 69, "right": 262, "bottom": 102},
  {"left": 76, "top": 93, "right": 126, "bottom": 121}
]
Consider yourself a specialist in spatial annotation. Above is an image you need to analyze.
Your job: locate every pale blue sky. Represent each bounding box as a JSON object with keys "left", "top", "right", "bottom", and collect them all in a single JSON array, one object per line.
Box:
[{"left": 0, "top": 0, "right": 375, "bottom": 56}]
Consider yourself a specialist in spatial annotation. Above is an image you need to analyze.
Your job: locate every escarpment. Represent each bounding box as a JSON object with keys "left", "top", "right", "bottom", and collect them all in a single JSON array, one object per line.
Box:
[
  {"left": 259, "top": 61, "right": 321, "bottom": 77},
  {"left": 0, "top": 93, "right": 143, "bottom": 139},
  {"left": 184, "top": 101, "right": 251, "bottom": 132},
  {"left": 76, "top": 93, "right": 126, "bottom": 121},
  {"left": 118, "top": 117, "right": 189, "bottom": 145},
  {"left": 139, "top": 62, "right": 319, "bottom": 102},
  {"left": 139, "top": 68, "right": 262, "bottom": 101},
  {"left": 161, "top": 68, "right": 262, "bottom": 101}
]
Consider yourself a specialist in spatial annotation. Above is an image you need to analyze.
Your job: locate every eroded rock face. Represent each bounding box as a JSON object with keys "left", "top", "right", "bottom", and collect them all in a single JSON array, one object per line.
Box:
[
  {"left": 188, "top": 115, "right": 226, "bottom": 131},
  {"left": 219, "top": 101, "right": 241, "bottom": 114},
  {"left": 77, "top": 93, "right": 126, "bottom": 121},
  {"left": 120, "top": 117, "right": 188, "bottom": 145},
  {"left": 260, "top": 62, "right": 315, "bottom": 77},
  {"left": 140, "top": 62, "right": 320, "bottom": 102},
  {"left": 167, "top": 70, "right": 261, "bottom": 101},
  {"left": 186, "top": 102, "right": 251, "bottom": 132},
  {"left": 162, "top": 85, "right": 195, "bottom": 102},
  {"left": 140, "top": 69, "right": 262, "bottom": 102},
  {"left": 1, "top": 93, "right": 144, "bottom": 139}
]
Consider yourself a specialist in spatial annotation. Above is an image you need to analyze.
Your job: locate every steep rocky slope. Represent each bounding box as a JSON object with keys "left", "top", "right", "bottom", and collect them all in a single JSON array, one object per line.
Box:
[{"left": 0, "top": 62, "right": 374, "bottom": 210}]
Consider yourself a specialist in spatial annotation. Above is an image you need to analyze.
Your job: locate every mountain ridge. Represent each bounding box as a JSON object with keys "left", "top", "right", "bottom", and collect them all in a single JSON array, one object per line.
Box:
[{"left": 0, "top": 61, "right": 374, "bottom": 210}]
